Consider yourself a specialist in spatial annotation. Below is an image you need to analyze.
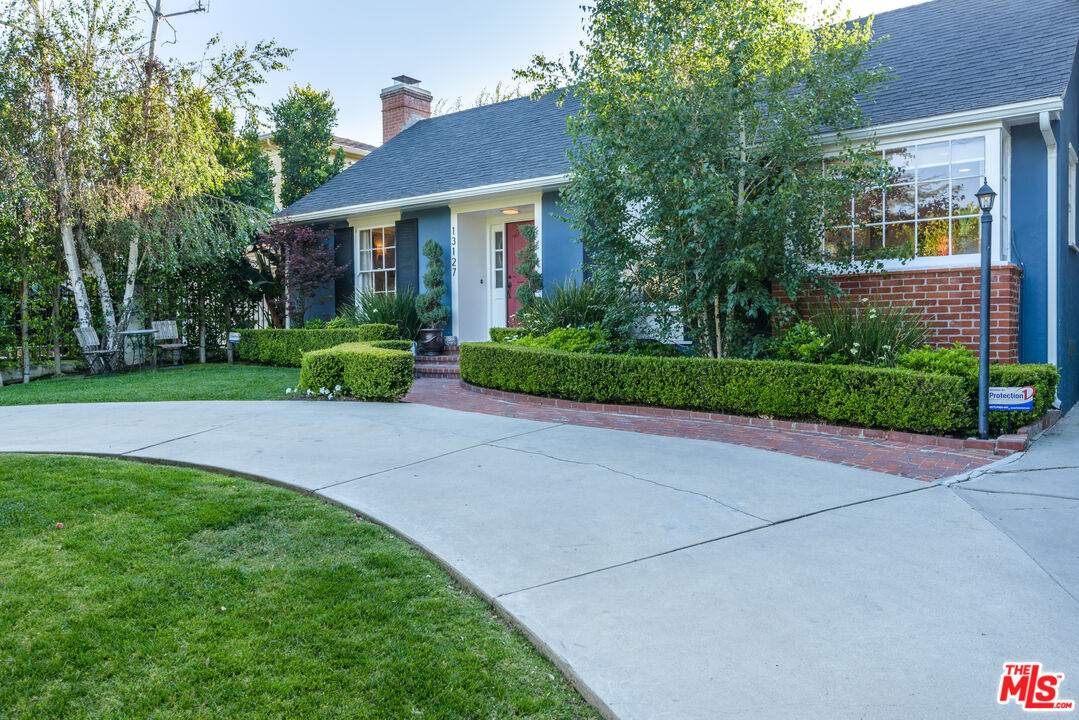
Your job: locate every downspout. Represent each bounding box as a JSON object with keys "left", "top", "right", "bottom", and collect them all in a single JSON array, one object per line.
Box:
[{"left": 1039, "top": 111, "right": 1059, "bottom": 370}]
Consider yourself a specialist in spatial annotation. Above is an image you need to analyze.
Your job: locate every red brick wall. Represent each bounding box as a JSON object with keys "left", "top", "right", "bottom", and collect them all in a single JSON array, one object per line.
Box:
[
  {"left": 780, "top": 265, "right": 1022, "bottom": 363},
  {"left": 380, "top": 85, "right": 432, "bottom": 144}
]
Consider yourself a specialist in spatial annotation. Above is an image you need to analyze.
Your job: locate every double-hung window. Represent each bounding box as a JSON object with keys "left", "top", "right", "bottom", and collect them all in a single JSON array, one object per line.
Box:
[
  {"left": 828, "top": 134, "right": 990, "bottom": 259},
  {"left": 356, "top": 226, "right": 396, "bottom": 294}
]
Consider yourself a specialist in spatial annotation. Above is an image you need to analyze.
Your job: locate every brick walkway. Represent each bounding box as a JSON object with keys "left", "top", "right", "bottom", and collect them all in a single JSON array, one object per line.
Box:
[{"left": 405, "top": 378, "right": 998, "bottom": 482}]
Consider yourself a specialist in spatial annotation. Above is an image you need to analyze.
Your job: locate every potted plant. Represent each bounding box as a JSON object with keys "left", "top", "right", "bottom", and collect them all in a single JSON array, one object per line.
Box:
[{"left": 415, "top": 238, "right": 450, "bottom": 355}]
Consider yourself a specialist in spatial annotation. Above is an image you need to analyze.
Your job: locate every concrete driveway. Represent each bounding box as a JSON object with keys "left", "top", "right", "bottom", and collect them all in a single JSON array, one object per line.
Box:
[{"left": 0, "top": 400, "right": 1075, "bottom": 719}]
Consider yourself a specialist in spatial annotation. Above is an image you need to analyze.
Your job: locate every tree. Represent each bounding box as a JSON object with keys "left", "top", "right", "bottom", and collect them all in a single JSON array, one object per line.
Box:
[
  {"left": 416, "top": 239, "right": 449, "bottom": 329},
  {"left": 518, "top": 0, "right": 894, "bottom": 357},
  {"left": 433, "top": 80, "right": 525, "bottom": 116},
  {"left": 0, "top": 0, "right": 289, "bottom": 359},
  {"left": 253, "top": 222, "right": 344, "bottom": 327},
  {"left": 270, "top": 85, "right": 345, "bottom": 208}
]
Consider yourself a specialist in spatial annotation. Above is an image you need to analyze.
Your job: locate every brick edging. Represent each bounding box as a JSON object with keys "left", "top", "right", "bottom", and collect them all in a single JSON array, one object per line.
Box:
[{"left": 458, "top": 380, "right": 1062, "bottom": 456}]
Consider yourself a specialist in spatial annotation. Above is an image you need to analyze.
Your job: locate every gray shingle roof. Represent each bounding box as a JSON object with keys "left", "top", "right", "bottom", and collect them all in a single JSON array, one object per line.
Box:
[
  {"left": 283, "top": 92, "right": 579, "bottom": 217},
  {"left": 285, "top": 0, "right": 1079, "bottom": 217},
  {"left": 861, "top": 0, "right": 1079, "bottom": 126}
]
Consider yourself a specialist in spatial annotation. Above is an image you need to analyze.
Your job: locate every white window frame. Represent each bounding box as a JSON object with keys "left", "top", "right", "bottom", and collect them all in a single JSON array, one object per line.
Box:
[
  {"left": 353, "top": 224, "right": 398, "bottom": 296},
  {"left": 823, "top": 125, "right": 1004, "bottom": 271},
  {"left": 1069, "top": 144, "right": 1078, "bottom": 252}
]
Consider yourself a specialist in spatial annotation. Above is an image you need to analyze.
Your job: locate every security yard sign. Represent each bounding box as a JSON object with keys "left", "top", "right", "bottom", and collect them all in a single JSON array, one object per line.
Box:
[{"left": 988, "top": 386, "right": 1036, "bottom": 412}]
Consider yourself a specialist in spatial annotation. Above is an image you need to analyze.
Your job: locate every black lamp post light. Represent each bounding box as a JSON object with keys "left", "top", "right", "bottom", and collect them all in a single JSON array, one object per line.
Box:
[{"left": 975, "top": 180, "right": 997, "bottom": 440}]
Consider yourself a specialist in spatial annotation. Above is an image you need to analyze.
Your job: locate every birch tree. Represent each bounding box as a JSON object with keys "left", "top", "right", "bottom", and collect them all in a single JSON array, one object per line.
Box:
[{"left": 519, "top": 0, "right": 896, "bottom": 357}]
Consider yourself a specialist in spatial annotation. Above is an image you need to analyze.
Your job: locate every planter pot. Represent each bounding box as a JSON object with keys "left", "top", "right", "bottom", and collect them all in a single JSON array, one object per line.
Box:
[{"left": 416, "top": 328, "right": 445, "bottom": 356}]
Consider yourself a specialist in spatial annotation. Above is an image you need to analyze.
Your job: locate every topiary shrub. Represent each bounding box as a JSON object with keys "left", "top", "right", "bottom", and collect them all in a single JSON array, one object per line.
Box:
[
  {"left": 237, "top": 326, "right": 397, "bottom": 367},
  {"left": 300, "top": 342, "right": 414, "bottom": 400},
  {"left": 416, "top": 239, "right": 450, "bottom": 330},
  {"left": 460, "top": 342, "right": 973, "bottom": 435}
]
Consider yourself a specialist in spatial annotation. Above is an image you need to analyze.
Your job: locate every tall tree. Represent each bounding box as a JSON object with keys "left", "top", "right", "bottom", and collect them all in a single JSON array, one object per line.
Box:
[
  {"left": 270, "top": 85, "right": 345, "bottom": 208},
  {"left": 519, "top": 0, "right": 895, "bottom": 357}
]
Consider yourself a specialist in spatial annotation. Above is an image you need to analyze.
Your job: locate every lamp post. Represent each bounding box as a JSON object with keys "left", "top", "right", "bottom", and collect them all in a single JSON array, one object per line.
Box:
[{"left": 975, "top": 180, "right": 997, "bottom": 440}]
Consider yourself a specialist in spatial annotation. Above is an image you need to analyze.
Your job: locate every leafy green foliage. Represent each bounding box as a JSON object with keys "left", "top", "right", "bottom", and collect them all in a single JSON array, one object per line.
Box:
[
  {"left": 811, "top": 300, "right": 930, "bottom": 366},
  {"left": 513, "top": 327, "right": 609, "bottom": 353},
  {"left": 270, "top": 84, "right": 346, "bottom": 208},
  {"left": 514, "top": 280, "right": 615, "bottom": 336},
  {"left": 513, "top": 225, "right": 543, "bottom": 311},
  {"left": 489, "top": 327, "right": 526, "bottom": 343},
  {"left": 517, "top": 0, "right": 895, "bottom": 356},
  {"left": 460, "top": 342, "right": 973, "bottom": 434},
  {"left": 771, "top": 321, "right": 827, "bottom": 364},
  {"left": 299, "top": 342, "right": 414, "bottom": 401},
  {"left": 0, "top": 454, "right": 600, "bottom": 719},
  {"left": 416, "top": 239, "right": 450, "bottom": 329},
  {"left": 897, "top": 343, "right": 978, "bottom": 377},
  {"left": 339, "top": 288, "right": 422, "bottom": 340},
  {"left": 236, "top": 326, "right": 397, "bottom": 367}
]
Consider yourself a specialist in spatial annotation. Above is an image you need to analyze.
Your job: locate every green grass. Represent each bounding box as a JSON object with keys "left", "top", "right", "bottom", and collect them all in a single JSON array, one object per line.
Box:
[
  {"left": 0, "top": 454, "right": 598, "bottom": 719},
  {"left": 0, "top": 364, "right": 299, "bottom": 405}
]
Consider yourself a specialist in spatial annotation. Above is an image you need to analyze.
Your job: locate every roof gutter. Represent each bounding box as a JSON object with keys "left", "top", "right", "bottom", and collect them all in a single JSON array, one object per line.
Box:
[{"left": 279, "top": 174, "right": 569, "bottom": 224}]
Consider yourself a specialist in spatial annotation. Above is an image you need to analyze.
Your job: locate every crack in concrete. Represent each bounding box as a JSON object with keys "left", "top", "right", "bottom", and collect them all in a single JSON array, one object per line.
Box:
[
  {"left": 954, "top": 486, "right": 1079, "bottom": 502},
  {"left": 118, "top": 419, "right": 246, "bottom": 456},
  {"left": 489, "top": 443, "right": 772, "bottom": 523},
  {"left": 497, "top": 482, "right": 939, "bottom": 599},
  {"left": 980, "top": 465, "right": 1079, "bottom": 475},
  {"left": 311, "top": 423, "right": 566, "bottom": 492}
]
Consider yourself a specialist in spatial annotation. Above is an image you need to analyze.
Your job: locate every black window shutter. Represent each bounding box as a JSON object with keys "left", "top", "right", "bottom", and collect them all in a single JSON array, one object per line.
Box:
[
  {"left": 334, "top": 225, "right": 355, "bottom": 311},
  {"left": 395, "top": 218, "right": 419, "bottom": 293}
]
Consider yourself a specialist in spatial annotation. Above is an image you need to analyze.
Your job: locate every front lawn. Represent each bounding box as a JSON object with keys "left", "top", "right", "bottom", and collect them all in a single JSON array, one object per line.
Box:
[
  {"left": 0, "top": 363, "right": 298, "bottom": 405},
  {"left": 0, "top": 454, "right": 597, "bottom": 719}
]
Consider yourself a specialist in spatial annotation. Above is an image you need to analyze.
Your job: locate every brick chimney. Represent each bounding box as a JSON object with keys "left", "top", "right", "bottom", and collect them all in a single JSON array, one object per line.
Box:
[{"left": 380, "top": 75, "right": 432, "bottom": 144}]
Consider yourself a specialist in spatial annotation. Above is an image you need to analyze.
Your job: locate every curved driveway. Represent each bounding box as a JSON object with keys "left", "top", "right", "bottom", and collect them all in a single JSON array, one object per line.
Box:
[{"left": 1, "top": 400, "right": 1076, "bottom": 719}]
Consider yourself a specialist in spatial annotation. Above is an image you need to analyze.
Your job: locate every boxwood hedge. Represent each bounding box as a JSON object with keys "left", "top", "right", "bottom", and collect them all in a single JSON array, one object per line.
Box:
[
  {"left": 300, "top": 342, "right": 414, "bottom": 400},
  {"left": 460, "top": 342, "right": 980, "bottom": 434},
  {"left": 984, "top": 363, "right": 1059, "bottom": 434},
  {"left": 237, "top": 326, "right": 397, "bottom": 367}
]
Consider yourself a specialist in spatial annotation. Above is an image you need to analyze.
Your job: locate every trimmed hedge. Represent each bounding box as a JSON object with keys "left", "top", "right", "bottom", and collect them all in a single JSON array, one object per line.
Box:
[
  {"left": 300, "top": 343, "right": 414, "bottom": 400},
  {"left": 237, "top": 326, "right": 397, "bottom": 367},
  {"left": 986, "top": 363, "right": 1058, "bottom": 434},
  {"left": 460, "top": 342, "right": 975, "bottom": 434},
  {"left": 489, "top": 327, "right": 525, "bottom": 343}
]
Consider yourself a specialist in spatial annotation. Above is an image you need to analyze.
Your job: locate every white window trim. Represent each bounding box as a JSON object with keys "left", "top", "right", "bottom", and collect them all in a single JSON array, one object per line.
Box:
[
  {"left": 824, "top": 125, "right": 1005, "bottom": 272},
  {"left": 1069, "top": 144, "right": 1078, "bottom": 252},
  {"left": 353, "top": 223, "right": 398, "bottom": 297}
]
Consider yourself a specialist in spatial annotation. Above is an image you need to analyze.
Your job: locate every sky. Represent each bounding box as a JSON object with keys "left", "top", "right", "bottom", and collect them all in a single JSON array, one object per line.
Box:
[{"left": 150, "top": 0, "right": 928, "bottom": 145}]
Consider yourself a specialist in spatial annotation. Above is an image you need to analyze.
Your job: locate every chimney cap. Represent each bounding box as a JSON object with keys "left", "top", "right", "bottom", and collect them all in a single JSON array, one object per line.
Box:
[{"left": 392, "top": 75, "right": 422, "bottom": 86}]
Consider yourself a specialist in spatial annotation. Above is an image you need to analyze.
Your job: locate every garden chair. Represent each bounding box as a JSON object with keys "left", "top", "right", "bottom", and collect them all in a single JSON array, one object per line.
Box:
[
  {"left": 74, "top": 326, "right": 119, "bottom": 375},
  {"left": 151, "top": 320, "right": 186, "bottom": 368}
]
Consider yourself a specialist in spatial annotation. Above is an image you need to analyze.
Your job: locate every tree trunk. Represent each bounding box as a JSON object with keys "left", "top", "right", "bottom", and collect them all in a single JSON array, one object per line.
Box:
[
  {"left": 116, "top": 233, "right": 140, "bottom": 337},
  {"left": 76, "top": 225, "right": 118, "bottom": 345},
  {"left": 20, "top": 250, "right": 30, "bottom": 384},
  {"left": 52, "top": 272, "right": 62, "bottom": 376},
  {"left": 198, "top": 293, "right": 206, "bottom": 363}
]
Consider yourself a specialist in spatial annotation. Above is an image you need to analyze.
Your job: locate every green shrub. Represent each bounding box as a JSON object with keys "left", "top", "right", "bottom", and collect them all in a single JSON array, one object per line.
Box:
[
  {"left": 813, "top": 299, "right": 931, "bottom": 366},
  {"left": 591, "top": 338, "right": 687, "bottom": 357},
  {"left": 300, "top": 342, "right": 414, "bottom": 401},
  {"left": 237, "top": 326, "right": 397, "bottom": 367},
  {"left": 514, "top": 327, "right": 609, "bottom": 353},
  {"left": 772, "top": 321, "right": 828, "bottom": 363},
  {"left": 326, "top": 315, "right": 357, "bottom": 329},
  {"left": 460, "top": 342, "right": 972, "bottom": 434},
  {"left": 514, "top": 280, "right": 615, "bottom": 335},
  {"left": 303, "top": 318, "right": 326, "bottom": 329},
  {"left": 339, "top": 289, "right": 422, "bottom": 340},
  {"left": 988, "top": 363, "right": 1059, "bottom": 433},
  {"left": 897, "top": 343, "right": 978, "bottom": 377},
  {"left": 490, "top": 327, "right": 526, "bottom": 343},
  {"left": 416, "top": 239, "right": 450, "bottom": 330}
]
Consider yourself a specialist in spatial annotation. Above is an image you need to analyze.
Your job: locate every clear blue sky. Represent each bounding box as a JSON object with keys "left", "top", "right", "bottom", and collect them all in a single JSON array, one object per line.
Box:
[{"left": 151, "top": 0, "right": 924, "bottom": 146}]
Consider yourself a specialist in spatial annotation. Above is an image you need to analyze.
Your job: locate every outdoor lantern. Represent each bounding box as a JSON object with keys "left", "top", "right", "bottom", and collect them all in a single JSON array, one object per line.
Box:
[{"left": 976, "top": 181, "right": 997, "bottom": 212}]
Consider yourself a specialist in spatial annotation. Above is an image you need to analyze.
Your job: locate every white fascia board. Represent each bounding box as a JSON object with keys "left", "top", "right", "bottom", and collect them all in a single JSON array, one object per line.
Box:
[
  {"left": 280, "top": 174, "right": 569, "bottom": 225},
  {"left": 819, "top": 97, "right": 1064, "bottom": 146}
]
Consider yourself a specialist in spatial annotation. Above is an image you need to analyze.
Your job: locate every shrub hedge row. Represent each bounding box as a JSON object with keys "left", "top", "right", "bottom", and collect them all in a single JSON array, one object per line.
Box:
[
  {"left": 489, "top": 327, "right": 525, "bottom": 343},
  {"left": 983, "top": 363, "right": 1059, "bottom": 433},
  {"left": 300, "top": 342, "right": 414, "bottom": 400},
  {"left": 237, "top": 326, "right": 398, "bottom": 367},
  {"left": 458, "top": 342, "right": 1052, "bottom": 435}
]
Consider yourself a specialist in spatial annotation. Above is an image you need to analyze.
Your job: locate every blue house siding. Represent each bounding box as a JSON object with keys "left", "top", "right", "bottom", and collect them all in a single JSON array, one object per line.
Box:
[
  {"left": 541, "top": 190, "right": 583, "bottom": 291},
  {"left": 403, "top": 206, "right": 453, "bottom": 334},
  {"left": 1010, "top": 124, "right": 1049, "bottom": 366},
  {"left": 1055, "top": 52, "right": 1079, "bottom": 410}
]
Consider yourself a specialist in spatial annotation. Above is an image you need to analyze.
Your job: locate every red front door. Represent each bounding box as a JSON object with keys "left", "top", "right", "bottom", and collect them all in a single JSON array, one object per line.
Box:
[{"left": 505, "top": 221, "right": 533, "bottom": 326}]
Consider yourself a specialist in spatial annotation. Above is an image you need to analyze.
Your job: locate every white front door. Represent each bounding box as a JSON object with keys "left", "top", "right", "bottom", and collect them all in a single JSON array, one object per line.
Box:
[{"left": 488, "top": 223, "right": 507, "bottom": 329}]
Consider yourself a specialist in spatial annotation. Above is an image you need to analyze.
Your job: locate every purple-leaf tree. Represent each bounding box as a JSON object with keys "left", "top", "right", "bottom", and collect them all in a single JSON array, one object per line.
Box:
[{"left": 255, "top": 221, "right": 347, "bottom": 327}]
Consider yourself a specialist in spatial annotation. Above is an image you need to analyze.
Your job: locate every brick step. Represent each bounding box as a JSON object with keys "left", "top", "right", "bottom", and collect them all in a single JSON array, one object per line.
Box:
[
  {"left": 414, "top": 353, "right": 459, "bottom": 364},
  {"left": 414, "top": 363, "right": 461, "bottom": 378}
]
